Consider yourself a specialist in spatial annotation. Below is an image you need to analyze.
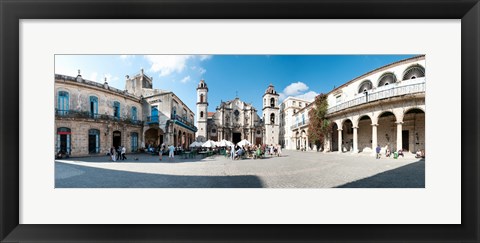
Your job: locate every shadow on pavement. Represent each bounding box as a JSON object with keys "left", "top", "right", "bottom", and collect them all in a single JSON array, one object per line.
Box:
[
  {"left": 336, "top": 159, "right": 425, "bottom": 188},
  {"left": 55, "top": 162, "right": 264, "bottom": 188}
]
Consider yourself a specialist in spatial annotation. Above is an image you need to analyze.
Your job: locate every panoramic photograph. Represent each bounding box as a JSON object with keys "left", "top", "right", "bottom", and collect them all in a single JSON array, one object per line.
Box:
[{"left": 54, "top": 54, "right": 426, "bottom": 188}]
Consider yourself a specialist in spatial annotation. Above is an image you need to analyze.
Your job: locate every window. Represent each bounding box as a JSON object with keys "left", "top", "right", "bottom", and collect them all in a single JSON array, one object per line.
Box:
[
  {"left": 88, "top": 129, "right": 100, "bottom": 154},
  {"left": 172, "top": 107, "right": 177, "bottom": 118},
  {"left": 299, "top": 102, "right": 302, "bottom": 107},
  {"left": 113, "top": 101, "right": 121, "bottom": 118},
  {"left": 302, "top": 114, "right": 305, "bottom": 124},
  {"left": 57, "top": 91, "right": 69, "bottom": 115},
  {"left": 270, "top": 113, "right": 275, "bottom": 124},
  {"left": 200, "top": 111, "right": 204, "bottom": 118},
  {"left": 131, "top": 132, "right": 138, "bottom": 152},
  {"left": 336, "top": 95, "right": 342, "bottom": 104},
  {"left": 270, "top": 98, "right": 275, "bottom": 107},
  {"left": 150, "top": 106, "right": 158, "bottom": 122},
  {"left": 200, "top": 94, "right": 204, "bottom": 103},
  {"left": 293, "top": 101, "right": 296, "bottom": 106},
  {"left": 89, "top": 96, "right": 98, "bottom": 118},
  {"left": 131, "top": 107, "right": 137, "bottom": 121}
]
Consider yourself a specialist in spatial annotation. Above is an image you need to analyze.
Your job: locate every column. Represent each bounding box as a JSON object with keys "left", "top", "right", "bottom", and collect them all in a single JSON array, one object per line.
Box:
[
  {"left": 352, "top": 126, "right": 358, "bottom": 153},
  {"left": 396, "top": 121, "right": 403, "bottom": 152},
  {"left": 337, "top": 128, "right": 343, "bottom": 153},
  {"left": 306, "top": 134, "right": 309, "bottom": 151},
  {"left": 371, "top": 124, "right": 378, "bottom": 156}
]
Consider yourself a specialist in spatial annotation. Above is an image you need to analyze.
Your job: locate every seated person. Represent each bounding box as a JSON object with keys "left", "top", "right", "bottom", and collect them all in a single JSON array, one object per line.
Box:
[
  {"left": 398, "top": 149, "right": 404, "bottom": 157},
  {"left": 415, "top": 149, "right": 422, "bottom": 158},
  {"left": 235, "top": 148, "right": 245, "bottom": 160},
  {"left": 385, "top": 147, "right": 391, "bottom": 157}
]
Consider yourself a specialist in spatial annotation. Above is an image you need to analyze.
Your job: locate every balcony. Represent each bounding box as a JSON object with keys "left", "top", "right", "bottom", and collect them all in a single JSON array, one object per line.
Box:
[
  {"left": 327, "top": 78, "right": 426, "bottom": 114},
  {"left": 55, "top": 109, "right": 143, "bottom": 126},
  {"left": 171, "top": 114, "right": 198, "bottom": 132},
  {"left": 290, "top": 119, "right": 309, "bottom": 130},
  {"left": 146, "top": 116, "right": 159, "bottom": 125}
]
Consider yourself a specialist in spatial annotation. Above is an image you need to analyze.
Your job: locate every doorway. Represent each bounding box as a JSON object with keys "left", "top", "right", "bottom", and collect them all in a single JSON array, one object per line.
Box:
[
  {"left": 113, "top": 131, "right": 121, "bottom": 149},
  {"left": 233, "top": 132, "right": 241, "bottom": 144},
  {"left": 402, "top": 130, "right": 409, "bottom": 152}
]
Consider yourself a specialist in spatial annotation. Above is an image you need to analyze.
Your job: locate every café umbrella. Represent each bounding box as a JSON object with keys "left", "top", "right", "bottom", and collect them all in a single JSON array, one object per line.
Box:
[{"left": 202, "top": 140, "right": 217, "bottom": 148}]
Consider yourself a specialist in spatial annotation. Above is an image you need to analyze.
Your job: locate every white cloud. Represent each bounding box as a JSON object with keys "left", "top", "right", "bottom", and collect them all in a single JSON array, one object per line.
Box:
[
  {"left": 199, "top": 55, "right": 212, "bottom": 61},
  {"left": 120, "top": 55, "right": 133, "bottom": 60},
  {"left": 279, "top": 81, "right": 317, "bottom": 102},
  {"left": 295, "top": 91, "right": 318, "bottom": 102},
  {"left": 283, "top": 82, "right": 309, "bottom": 96},
  {"left": 179, "top": 76, "right": 191, "bottom": 83},
  {"left": 145, "top": 55, "right": 211, "bottom": 77},
  {"left": 89, "top": 72, "right": 98, "bottom": 82}
]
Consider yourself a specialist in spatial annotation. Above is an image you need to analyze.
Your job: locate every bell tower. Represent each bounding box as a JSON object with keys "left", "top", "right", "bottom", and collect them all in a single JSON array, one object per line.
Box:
[
  {"left": 196, "top": 80, "right": 208, "bottom": 142},
  {"left": 262, "top": 84, "right": 280, "bottom": 145}
]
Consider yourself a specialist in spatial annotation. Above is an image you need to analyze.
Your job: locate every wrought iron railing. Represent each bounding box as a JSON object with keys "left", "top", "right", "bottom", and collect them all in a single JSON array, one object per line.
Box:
[
  {"left": 171, "top": 114, "right": 196, "bottom": 130},
  {"left": 327, "top": 80, "right": 426, "bottom": 114},
  {"left": 55, "top": 109, "right": 143, "bottom": 126},
  {"left": 147, "top": 116, "right": 159, "bottom": 123},
  {"left": 290, "top": 119, "right": 310, "bottom": 130}
]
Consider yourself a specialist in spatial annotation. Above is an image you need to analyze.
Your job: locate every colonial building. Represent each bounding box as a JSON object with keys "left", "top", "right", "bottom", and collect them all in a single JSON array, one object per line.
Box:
[
  {"left": 279, "top": 96, "right": 311, "bottom": 150},
  {"left": 195, "top": 80, "right": 266, "bottom": 145},
  {"left": 324, "top": 55, "right": 426, "bottom": 154},
  {"left": 54, "top": 69, "right": 196, "bottom": 157}
]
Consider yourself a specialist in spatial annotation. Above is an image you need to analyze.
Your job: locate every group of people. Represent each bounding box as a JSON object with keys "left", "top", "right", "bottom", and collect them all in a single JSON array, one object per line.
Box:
[
  {"left": 376, "top": 145, "right": 422, "bottom": 159},
  {"left": 158, "top": 143, "right": 177, "bottom": 161},
  {"left": 109, "top": 146, "right": 127, "bottom": 161},
  {"left": 227, "top": 143, "right": 282, "bottom": 160}
]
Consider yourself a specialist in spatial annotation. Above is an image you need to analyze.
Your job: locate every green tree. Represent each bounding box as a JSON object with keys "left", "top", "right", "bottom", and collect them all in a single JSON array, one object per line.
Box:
[{"left": 308, "top": 93, "right": 332, "bottom": 151}]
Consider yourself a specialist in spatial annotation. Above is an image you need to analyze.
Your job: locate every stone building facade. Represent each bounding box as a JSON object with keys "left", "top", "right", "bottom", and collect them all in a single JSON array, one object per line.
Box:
[
  {"left": 195, "top": 80, "right": 266, "bottom": 145},
  {"left": 324, "top": 55, "right": 426, "bottom": 154},
  {"left": 54, "top": 69, "right": 196, "bottom": 157},
  {"left": 279, "top": 96, "right": 311, "bottom": 150}
]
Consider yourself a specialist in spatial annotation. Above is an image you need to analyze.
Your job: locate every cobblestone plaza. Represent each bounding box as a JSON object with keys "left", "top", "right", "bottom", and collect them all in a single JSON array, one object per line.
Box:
[{"left": 55, "top": 150, "right": 424, "bottom": 188}]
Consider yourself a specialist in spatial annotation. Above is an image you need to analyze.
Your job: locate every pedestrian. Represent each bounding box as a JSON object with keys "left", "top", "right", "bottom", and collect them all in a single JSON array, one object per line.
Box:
[
  {"left": 159, "top": 143, "right": 165, "bottom": 161},
  {"left": 168, "top": 144, "right": 175, "bottom": 161},
  {"left": 376, "top": 144, "right": 381, "bottom": 159},
  {"left": 230, "top": 143, "right": 235, "bottom": 160},
  {"left": 110, "top": 146, "right": 116, "bottom": 162},
  {"left": 121, "top": 146, "right": 127, "bottom": 160},
  {"left": 277, "top": 144, "right": 282, "bottom": 157}
]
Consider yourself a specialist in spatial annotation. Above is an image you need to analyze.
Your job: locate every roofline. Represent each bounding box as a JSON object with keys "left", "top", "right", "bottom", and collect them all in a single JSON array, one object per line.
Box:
[{"left": 326, "top": 55, "right": 425, "bottom": 96}]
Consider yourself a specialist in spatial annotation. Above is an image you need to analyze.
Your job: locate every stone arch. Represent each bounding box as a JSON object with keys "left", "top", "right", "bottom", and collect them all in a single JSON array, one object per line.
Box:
[
  {"left": 341, "top": 119, "right": 354, "bottom": 152},
  {"left": 357, "top": 115, "right": 373, "bottom": 153},
  {"left": 357, "top": 80, "right": 373, "bottom": 93},
  {"left": 377, "top": 111, "right": 397, "bottom": 150},
  {"left": 402, "top": 64, "right": 425, "bottom": 80},
  {"left": 403, "top": 107, "right": 425, "bottom": 153},
  {"left": 377, "top": 72, "right": 397, "bottom": 87}
]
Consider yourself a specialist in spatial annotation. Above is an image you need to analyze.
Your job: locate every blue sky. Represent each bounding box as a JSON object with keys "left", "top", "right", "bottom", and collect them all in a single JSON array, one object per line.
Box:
[{"left": 55, "top": 54, "right": 416, "bottom": 114}]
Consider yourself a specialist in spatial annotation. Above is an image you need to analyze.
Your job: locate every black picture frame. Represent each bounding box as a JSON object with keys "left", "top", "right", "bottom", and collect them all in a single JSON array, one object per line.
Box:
[{"left": 1, "top": 0, "right": 479, "bottom": 242}]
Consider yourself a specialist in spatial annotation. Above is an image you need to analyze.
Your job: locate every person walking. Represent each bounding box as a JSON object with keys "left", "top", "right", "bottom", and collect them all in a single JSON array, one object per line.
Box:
[
  {"left": 168, "top": 144, "right": 175, "bottom": 161},
  {"left": 121, "top": 146, "right": 127, "bottom": 160},
  {"left": 277, "top": 144, "right": 282, "bottom": 157},
  {"left": 159, "top": 143, "right": 165, "bottom": 161},
  {"left": 376, "top": 144, "right": 381, "bottom": 159}
]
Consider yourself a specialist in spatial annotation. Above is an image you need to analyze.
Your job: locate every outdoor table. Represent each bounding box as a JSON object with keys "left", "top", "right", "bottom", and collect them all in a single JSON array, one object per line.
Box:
[{"left": 198, "top": 151, "right": 207, "bottom": 158}]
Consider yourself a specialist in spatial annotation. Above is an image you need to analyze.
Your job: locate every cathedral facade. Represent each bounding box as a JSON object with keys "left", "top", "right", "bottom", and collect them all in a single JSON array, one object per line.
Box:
[{"left": 195, "top": 81, "right": 280, "bottom": 145}]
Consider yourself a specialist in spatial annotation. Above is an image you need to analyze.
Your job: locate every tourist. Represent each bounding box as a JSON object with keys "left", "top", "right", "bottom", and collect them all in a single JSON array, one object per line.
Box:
[
  {"left": 230, "top": 143, "right": 235, "bottom": 160},
  {"left": 415, "top": 149, "right": 422, "bottom": 158},
  {"left": 121, "top": 146, "right": 127, "bottom": 160},
  {"left": 398, "top": 149, "right": 404, "bottom": 158},
  {"left": 385, "top": 145, "right": 391, "bottom": 157},
  {"left": 376, "top": 145, "right": 381, "bottom": 159},
  {"left": 270, "top": 144, "right": 274, "bottom": 156},
  {"left": 168, "top": 144, "right": 175, "bottom": 161},
  {"left": 110, "top": 146, "right": 116, "bottom": 162},
  {"left": 159, "top": 143, "right": 165, "bottom": 161},
  {"left": 277, "top": 144, "right": 282, "bottom": 157}
]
